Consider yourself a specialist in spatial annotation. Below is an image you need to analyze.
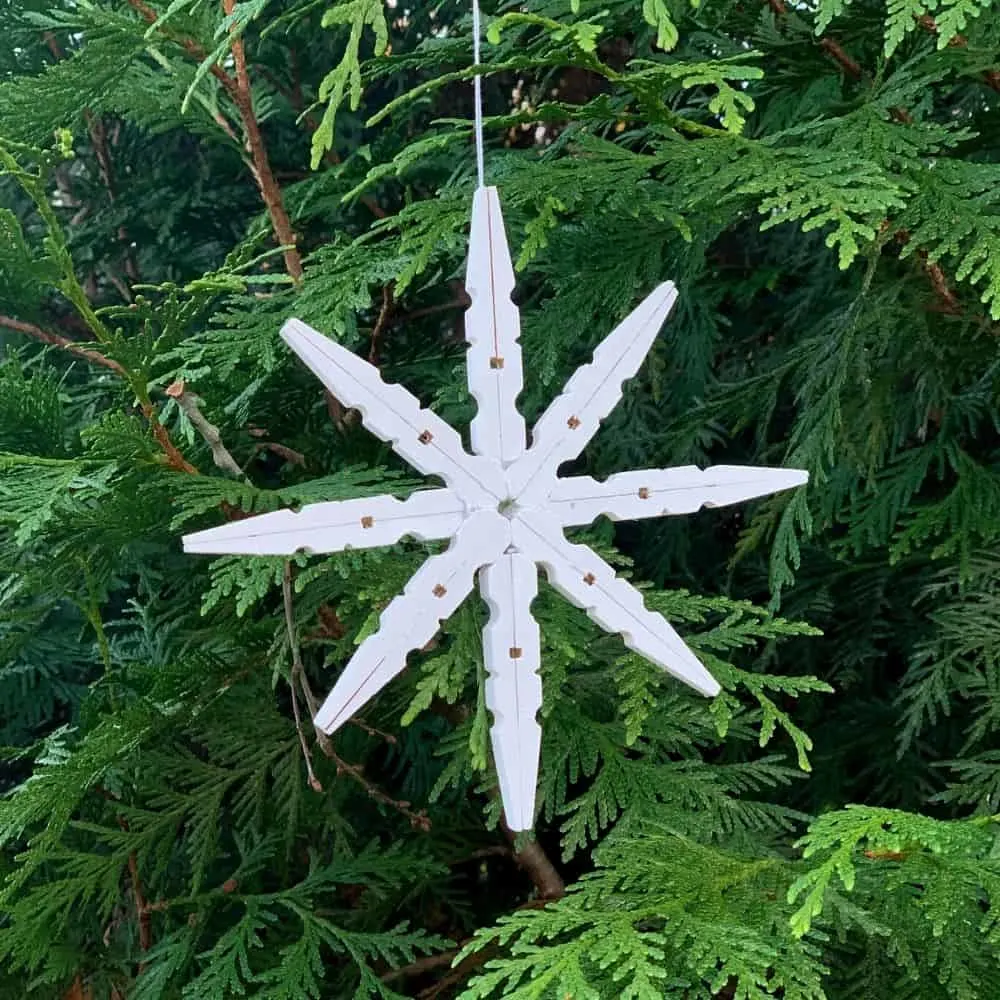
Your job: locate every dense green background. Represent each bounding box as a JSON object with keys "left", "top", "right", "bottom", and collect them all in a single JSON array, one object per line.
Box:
[{"left": 1, "top": 0, "right": 1000, "bottom": 995}]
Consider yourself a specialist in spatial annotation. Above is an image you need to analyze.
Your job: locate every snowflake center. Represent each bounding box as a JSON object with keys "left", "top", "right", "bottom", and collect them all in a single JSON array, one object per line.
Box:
[{"left": 497, "top": 496, "right": 519, "bottom": 519}]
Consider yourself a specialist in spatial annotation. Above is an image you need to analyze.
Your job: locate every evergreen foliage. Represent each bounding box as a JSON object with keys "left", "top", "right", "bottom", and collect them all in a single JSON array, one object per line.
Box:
[{"left": 1, "top": 0, "right": 999, "bottom": 994}]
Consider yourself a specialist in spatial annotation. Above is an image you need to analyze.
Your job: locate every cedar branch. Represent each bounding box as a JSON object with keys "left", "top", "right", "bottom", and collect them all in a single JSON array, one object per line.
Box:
[
  {"left": 127, "top": 0, "right": 303, "bottom": 280},
  {"left": 222, "top": 0, "right": 303, "bottom": 281},
  {"left": 0, "top": 319, "right": 200, "bottom": 473},
  {"left": 764, "top": 1, "right": 964, "bottom": 314},
  {"left": 915, "top": 15, "right": 1000, "bottom": 91}
]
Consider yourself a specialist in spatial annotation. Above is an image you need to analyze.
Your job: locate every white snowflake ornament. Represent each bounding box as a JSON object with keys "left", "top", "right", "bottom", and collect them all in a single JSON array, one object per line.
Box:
[{"left": 183, "top": 186, "right": 808, "bottom": 831}]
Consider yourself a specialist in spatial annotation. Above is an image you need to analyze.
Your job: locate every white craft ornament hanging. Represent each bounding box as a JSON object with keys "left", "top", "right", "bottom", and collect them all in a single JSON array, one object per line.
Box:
[
  {"left": 183, "top": 184, "right": 808, "bottom": 829},
  {"left": 182, "top": 3, "right": 808, "bottom": 830}
]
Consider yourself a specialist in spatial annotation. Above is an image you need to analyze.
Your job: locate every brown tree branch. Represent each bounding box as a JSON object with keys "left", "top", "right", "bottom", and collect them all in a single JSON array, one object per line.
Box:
[
  {"left": 919, "top": 253, "right": 962, "bottom": 314},
  {"left": 221, "top": 0, "right": 303, "bottom": 281},
  {"left": 380, "top": 949, "right": 462, "bottom": 985},
  {"left": 0, "top": 314, "right": 126, "bottom": 374},
  {"left": 251, "top": 60, "right": 388, "bottom": 220},
  {"left": 819, "top": 37, "right": 862, "bottom": 80},
  {"left": 127, "top": 0, "right": 240, "bottom": 100},
  {"left": 1, "top": 317, "right": 199, "bottom": 473},
  {"left": 127, "top": 0, "right": 303, "bottom": 280},
  {"left": 500, "top": 816, "right": 565, "bottom": 900},
  {"left": 141, "top": 401, "right": 199, "bottom": 473},
  {"left": 126, "top": 852, "right": 153, "bottom": 962}
]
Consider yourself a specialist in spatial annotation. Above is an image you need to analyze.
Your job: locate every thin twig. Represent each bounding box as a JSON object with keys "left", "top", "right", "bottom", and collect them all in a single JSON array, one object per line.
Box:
[
  {"left": 380, "top": 949, "right": 461, "bottom": 985},
  {"left": 283, "top": 567, "right": 428, "bottom": 825},
  {"left": 369, "top": 282, "right": 395, "bottom": 364},
  {"left": 346, "top": 716, "right": 398, "bottom": 744},
  {"left": 296, "top": 659, "right": 323, "bottom": 718},
  {"left": 283, "top": 563, "right": 323, "bottom": 792},
  {"left": 0, "top": 314, "right": 126, "bottom": 374},
  {"left": 166, "top": 382, "right": 244, "bottom": 477},
  {"left": 251, "top": 441, "right": 307, "bottom": 467},
  {"left": 324, "top": 741, "right": 431, "bottom": 830},
  {"left": 116, "top": 818, "right": 152, "bottom": 970}
]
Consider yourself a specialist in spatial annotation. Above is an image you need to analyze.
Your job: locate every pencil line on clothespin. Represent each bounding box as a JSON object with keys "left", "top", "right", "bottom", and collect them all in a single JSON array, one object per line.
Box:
[{"left": 471, "top": 0, "right": 486, "bottom": 189}]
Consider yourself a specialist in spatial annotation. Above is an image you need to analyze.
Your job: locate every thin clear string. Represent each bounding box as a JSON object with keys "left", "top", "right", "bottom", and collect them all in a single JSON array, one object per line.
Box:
[{"left": 471, "top": 0, "right": 486, "bottom": 189}]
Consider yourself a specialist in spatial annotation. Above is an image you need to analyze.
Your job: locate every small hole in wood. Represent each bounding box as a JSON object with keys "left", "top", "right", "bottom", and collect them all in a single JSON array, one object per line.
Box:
[
  {"left": 489, "top": 356, "right": 505, "bottom": 369},
  {"left": 583, "top": 573, "right": 596, "bottom": 585},
  {"left": 361, "top": 516, "right": 374, "bottom": 528},
  {"left": 638, "top": 488, "right": 650, "bottom": 500},
  {"left": 433, "top": 584, "right": 447, "bottom": 597},
  {"left": 567, "top": 416, "right": 581, "bottom": 429},
  {"left": 509, "top": 646, "right": 522, "bottom": 659},
  {"left": 418, "top": 430, "right": 434, "bottom": 444}
]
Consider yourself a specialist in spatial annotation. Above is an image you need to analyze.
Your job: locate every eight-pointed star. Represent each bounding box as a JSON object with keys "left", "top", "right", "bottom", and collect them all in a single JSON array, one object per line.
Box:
[{"left": 183, "top": 187, "right": 808, "bottom": 830}]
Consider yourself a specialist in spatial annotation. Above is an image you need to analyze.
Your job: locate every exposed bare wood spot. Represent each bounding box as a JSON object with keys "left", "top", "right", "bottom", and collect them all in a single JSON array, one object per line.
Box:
[
  {"left": 509, "top": 646, "right": 523, "bottom": 659},
  {"left": 567, "top": 416, "right": 581, "bottom": 429},
  {"left": 490, "top": 356, "right": 505, "bottom": 369},
  {"left": 419, "top": 430, "right": 434, "bottom": 444},
  {"left": 433, "top": 584, "right": 447, "bottom": 597},
  {"left": 638, "top": 487, "right": 650, "bottom": 499},
  {"left": 361, "top": 516, "right": 374, "bottom": 528},
  {"left": 583, "top": 573, "right": 596, "bottom": 585}
]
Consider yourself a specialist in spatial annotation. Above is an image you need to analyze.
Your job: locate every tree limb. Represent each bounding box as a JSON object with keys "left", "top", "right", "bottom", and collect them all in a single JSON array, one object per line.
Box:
[
  {"left": 0, "top": 314, "right": 125, "bottom": 375},
  {"left": 221, "top": 0, "right": 303, "bottom": 281},
  {"left": 127, "top": 0, "right": 303, "bottom": 281},
  {"left": 501, "top": 817, "right": 565, "bottom": 900}
]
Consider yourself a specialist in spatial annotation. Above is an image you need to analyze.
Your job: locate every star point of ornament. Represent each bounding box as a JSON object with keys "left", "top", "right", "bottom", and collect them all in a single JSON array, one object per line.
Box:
[{"left": 183, "top": 185, "right": 807, "bottom": 831}]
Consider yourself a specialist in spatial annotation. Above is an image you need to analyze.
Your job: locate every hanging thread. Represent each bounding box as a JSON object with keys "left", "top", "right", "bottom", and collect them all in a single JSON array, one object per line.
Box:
[{"left": 471, "top": 0, "right": 486, "bottom": 188}]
